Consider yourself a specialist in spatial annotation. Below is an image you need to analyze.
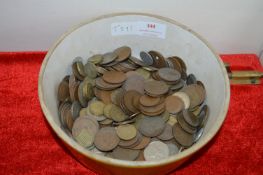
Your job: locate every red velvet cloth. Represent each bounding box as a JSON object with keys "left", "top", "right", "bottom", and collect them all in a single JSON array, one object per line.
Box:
[{"left": 0, "top": 52, "right": 262, "bottom": 175}]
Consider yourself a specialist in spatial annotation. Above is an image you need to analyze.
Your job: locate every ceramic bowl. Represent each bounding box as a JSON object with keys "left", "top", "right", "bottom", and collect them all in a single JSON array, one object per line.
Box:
[{"left": 38, "top": 13, "right": 230, "bottom": 175}]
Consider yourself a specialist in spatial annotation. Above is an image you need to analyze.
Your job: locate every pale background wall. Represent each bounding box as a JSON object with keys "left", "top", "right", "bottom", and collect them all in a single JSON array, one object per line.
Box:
[{"left": 1, "top": 0, "right": 263, "bottom": 62}]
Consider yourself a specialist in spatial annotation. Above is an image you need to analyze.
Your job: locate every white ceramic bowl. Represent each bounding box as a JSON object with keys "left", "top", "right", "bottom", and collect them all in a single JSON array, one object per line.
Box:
[{"left": 38, "top": 13, "right": 230, "bottom": 175}]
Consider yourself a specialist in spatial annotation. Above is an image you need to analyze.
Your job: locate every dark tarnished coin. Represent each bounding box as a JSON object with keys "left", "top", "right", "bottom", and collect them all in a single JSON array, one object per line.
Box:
[
  {"left": 94, "top": 127, "right": 120, "bottom": 151},
  {"left": 172, "top": 123, "right": 195, "bottom": 147},
  {"left": 170, "top": 80, "right": 185, "bottom": 91},
  {"left": 84, "top": 62, "right": 97, "bottom": 78},
  {"left": 186, "top": 74, "right": 197, "bottom": 85},
  {"left": 71, "top": 101, "right": 81, "bottom": 120},
  {"left": 148, "top": 51, "right": 166, "bottom": 68},
  {"left": 58, "top": 80, "right": 70, "bottom": 102},
  {"left": 118, "top": 132, "right": 140, "bottom": 148},
  {"left": 140, "top": 51, "right": 153, "bottom": 66},
  {"left": 182, "top": 109, "right": 200, "bottom": 127},
  {"left": 139, "top": 116, "right": 165, "bottom": 137},
  {"left": 176, "top": 112, "right": 197, "bottom": 134},
  {"left": 130, "top": 135, "right": 151, "bottom": 150},
  {"left": 112, "top": 147, "right": 140, "bottom": 161},
  {"left": 123, "top": 90, "right": 141, "bottom": 113}
]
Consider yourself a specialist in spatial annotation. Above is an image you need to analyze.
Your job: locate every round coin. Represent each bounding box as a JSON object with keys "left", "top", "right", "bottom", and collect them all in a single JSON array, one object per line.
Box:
[
  {"left": 114, "top": 46, "right": 131, "bottom": 62},
  {"left": 102, "top": 71, "right": 126, "bottom": 84},
  {"left": 89, "top": 101, "right": 105, "bottom": 116},
  {"left": 165, "top": 95, "right": 185, "bottom": 114},
  {"left": 157, "top": 123, "right": 174, "bottom": 141},
  {"left": 139, "top": 95, "right": 161, "bottom": 107},
  {"left": 158, "top": 68, "right": 181, "bottom": 82},
  {"left": 144, "top": 80, "right": 169, "bottom": 96},
  {"left": 101, "top": 52, "right": 118, "bottom": 65},
  {"left": 172, "top": 123, "right": 195, "bottom": 147},
  {"left": 140, "top": 51, "right": 153, "bottom": 66},
  {"left": 112, "top": 147, "right": 140, "bottom": 161},
  {"left": 84, "top": 62, "right": 97, "bottom": 78},
  {"left": 94, "top": 127, "right": 120, "bottom": 151},
  {"left": 116, "top": 124, "right": 137, "bottom": 140},
  {"left": 139, "top": 116, "right": 165, "bottom": 137},
  {"left": 144, "top": 141, "right": 169, "bottom": 161},
  {"left": 109, "top": 104, "right": 129, "bottom": 122},
  {"left": 172, "top": 92, "right": 190, "bottom": 109}
]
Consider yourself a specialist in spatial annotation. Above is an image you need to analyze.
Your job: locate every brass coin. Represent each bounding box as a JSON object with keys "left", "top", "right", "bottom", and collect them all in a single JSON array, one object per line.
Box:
[
  {"left": 139, "top": 116, "right": 165, "bottom": 137},
  {"left": 94, "top": 127, "right": 120, "bottom": 151},
  {"left": 144, "top": 80, "right": 169, "bottom": 96},
  {"left": 172, "top": 123, "right": 195, "bottom": 147},
  {"left": 103, "top": 103, "right": 115, "bottom": 119},
  {"left": 72, "top": 62, "right": 84, "bottom": 80},
  {"left": 112, "top": 147, "right": 140, "bottom": 161},
  {"left": 102, "top": 71, "right": 126, "bottom": 84},
  {"left": 157, "top": 123, "right": 174, "bottom": 141},
  {"left": 88, "top": 54, "right": 103, "bottom": 65},
  {"left": 101, "top": 52, "right": 118, "bottom": 65},
  {"left": 160, "top": 110, "right": 170, "bottom": 122},
  {"left": 135, "top": 150, "right": 145, "bottom": 161},
  {"left": 123, "top": 74, "right": 145, "bottom": 94},
  {"left": 165, "top": 95, "right": 184, "bottom": 114},
  {"left": 114, "top": 46, "right": 131, "bottom": 62},
  {"left": 116, "top": 124, "right": 137, "bottom": 141},
  {"left": 144, "top": 141, "right": 169, "bottom": 161},
  {"left": 99, "top": 118, "right": 113, "bottom": 125},
  {"left": 167, "top": 56, "right": 183, "bottom": 73},
  {"left": 82, "top": 78, "right": 94, "bottom": 101},
  {"left": 135, "top": 68, "right": 151, "bottom": 80},
  {"left": 109, "top": 104, "right": 129, "bottom": 122},
  {"left": 139, "top": 95, "right": 161, "bottom": 107},
  {"left": 84, "top": 62, "right": 97, "bottom": 79},
  {"left": 89, "top": 100, "right": 105, "bottom": 116},
  {"left": 58, "top": 80, "right": 70, "bottom": 102},
  {"left": 96, "top": 66, "right": 107, "bottom": 75},
  {"left": 157, "top": 67, "right": 181, "bottom": 82}
]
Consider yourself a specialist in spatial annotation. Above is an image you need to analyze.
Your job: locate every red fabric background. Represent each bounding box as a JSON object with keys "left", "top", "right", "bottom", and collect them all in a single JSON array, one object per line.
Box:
[{"left": 0, "top": 52, "right": 262, "bottom": 175}]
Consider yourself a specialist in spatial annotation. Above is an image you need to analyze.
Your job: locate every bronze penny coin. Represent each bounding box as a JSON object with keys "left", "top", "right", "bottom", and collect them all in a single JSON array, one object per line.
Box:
[
  {"left": 130, "top": 135, "right": 151, "bottom": 150},
  {"left": 112, "top": 147, "right": 140, "bottom": 161},
  {"left": 139, "top": 116, "right": 165, "bottom": 137},
  {"left": 58, "top": 80, "right": 70, "bottom": 102},
  {"left": 148, "top": 50, "right": 166, "bottom": 68},
  {"left": 101, "top": 52, "right": 118, "bottom": 65},
  {"left": 114, "top": 46, "right": 131, "bottom": 62},
  {"left": 157, "top": 123, "right": 174, "bottom": 141},
  {"left": 173, "top": 123, "right": 195, "bottom": 147},
  {"left": 181, "top": 84, "right": 206, "bottom": 109},
  {"left": 96, "top": 66, "right": 108, "bottom": 75},
  {"left": 123, "top": 90, "right": 142, "bottom": 113},
  {"left": 94, "top": 88, "right": 112, "bottom": 104},
  {"left": 165, "top": 95, "right": 185, "bottom": 114},
  {"left": 102, "top": 71, "right": 126, "bottom": 84},
  {"left": 139, "top": 102, "right": 165, "bottom": 114},
  {"left": 167, "top": 57, "right": 183, "bottom": 73},
  {"left": 94, "top": 127, "right": 120, "bottom": 151},
  {"left": 123, "top": 74, "right": 145, "bottom": 94},
  {"left": 139, "top": 95, "right": 161, "bottom": 107},
  {"left": 135, "top": 150, "right": 145, "bottom": 161},
  {"left": 95, "top": 77, "right": 122, "bottom": 90},
  {"left": 170, "top": 79, "right": 185, "bottom": 91},
  {"left": 72, "top": 62, "right": 84, "bottom": 80},
  {"left": 157, "top": 67, "right": 181, "bottom": 82},
  {"left": 176, "top": 112, "right": 197, "bottom": 134},
  {"left": 144, "top": 80, "right": 169, "bottom": 96}
]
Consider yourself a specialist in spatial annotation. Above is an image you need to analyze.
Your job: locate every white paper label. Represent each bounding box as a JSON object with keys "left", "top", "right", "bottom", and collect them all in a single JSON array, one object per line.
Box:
[{"left": 111, "top": 21, "right": 166, "bottom": 39}]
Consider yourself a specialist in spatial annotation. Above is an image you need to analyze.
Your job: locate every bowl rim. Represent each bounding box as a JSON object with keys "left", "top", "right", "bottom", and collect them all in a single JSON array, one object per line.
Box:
[{"left": 38, "top": 12, "right": 230, "bottom": 168}]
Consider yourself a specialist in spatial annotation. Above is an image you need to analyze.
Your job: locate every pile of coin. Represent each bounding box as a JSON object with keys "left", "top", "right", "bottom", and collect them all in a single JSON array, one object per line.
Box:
[{"left": 57, "top": 46, "right": 209, "bottom": 161}]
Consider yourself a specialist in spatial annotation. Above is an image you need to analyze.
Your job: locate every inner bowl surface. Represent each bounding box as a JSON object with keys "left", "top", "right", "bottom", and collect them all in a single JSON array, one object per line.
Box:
[{"left": 38, "top": 13, "right": 230, "bottom": 175}]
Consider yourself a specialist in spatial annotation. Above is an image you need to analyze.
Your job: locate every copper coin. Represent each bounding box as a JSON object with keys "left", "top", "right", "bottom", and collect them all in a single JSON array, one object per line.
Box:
[
  {"left": 118, "top": 132, "right": 140, "bottom": 148},
  {"left": 114, "top": 46, "right": 131, "bottom": 62},
  {"left": 112, "top": 147, "right": 140, "bottom": 161},
  {"left": 165, "top": 95, "right": 184, "bottom": 114},
  {"left": 139, "top": 102, "right": 165, "bottom": 114},
  {"left": 157, "top": 123, "right": 174, "bottom": 141},
  {"left": 176, "top": 112, "right": 197, "bottom": 134},
  {"left": 148, "top": 51, "right": 166, "bottom": 68},
  {"left": 94, "top": 88, "right": 112, "bottom": 104},
  {"left": 101, "top": 52, "right": 118, "bottom": 65},
  {"left": 72, "top": 62, "right": 84, "bottom": 80},
  {"left": 95, "top": 77, "right": 122, "bottom": 90},
  {"left": 181, "top": 84, "right": 206, "bottom": 109},
  {"left": 130, "top": 135, "right": 151, "bottom": 150},
  {"left": 58, "top": 80, "right": 70, "bottom": 102},
  {"left": 94, "top": 127, "right": 120, "bottom": 151},
  {"left": 123, "top": 90, "right": 141, "bottom": 113},
  {"left": 123, "top": 74, "right": 145, "bottom": 94},
  {"left": 140, "top": 51, "right": 153, "bottom": 66},
  {"left": 139, "top": 116, "right": 165, "bottom": 137},
  {"left": 167, "top": 57, "right": 183, "bottom": 73},
  {"left": 135, "top": 150, "right": 145, "bottom": 161},
  {"left": 144, "top": 80, "right": 169, "bottom": 96},
  {"left": 172, "top": 123, "right": 195, "bottom": 147},
  {"left": 157, "top": 68, "right": 181, "bottom": 82},
  {"left": 172, "top": 92, "right": 190, "bottom": 109},
  {"left": 102, "top": 71, "right": 126, "bottom": 84}
]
